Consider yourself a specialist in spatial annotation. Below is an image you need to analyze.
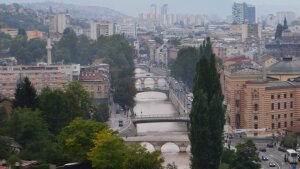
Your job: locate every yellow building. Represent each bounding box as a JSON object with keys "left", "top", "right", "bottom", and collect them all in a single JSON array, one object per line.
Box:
[{"left": 223, "top": 57, "right": 300, "bottom": 136}]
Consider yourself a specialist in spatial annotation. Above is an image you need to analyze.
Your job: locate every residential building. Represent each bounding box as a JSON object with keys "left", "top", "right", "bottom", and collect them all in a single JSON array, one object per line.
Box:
[
  {"left": 241, "top": 23, "right": 261, "bottom": 42},
  {"left": 89, "top": 20, "right": 115, "bottom": 40},
  {"left": 116, "top": 19, "right": 137, "bottom": 38},
  {"left": 79, "top": 64, "right": 110, "bottom": 104},
  {"left": 0, "top": 64, "right": 80, "bottom": 98},
  {"left": 155, "top": 44, "right": 168, "bottom": 68},
  {"left": 26, "top": 30, "right": 44, "bottom": 40},
  {"left": 232, "top": 2, "right": 256, "bottom": 24},
  {"left": 49, "top": 12, "right": 71, "bottom": 34},
  {"left": 0, "top": 28, "right": 18, "bottom": 38}
]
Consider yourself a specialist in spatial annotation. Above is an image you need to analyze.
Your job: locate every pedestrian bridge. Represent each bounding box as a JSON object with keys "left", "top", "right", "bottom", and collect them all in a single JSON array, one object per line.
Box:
[
  {"left": 131, "top": 114, "right": 190, "bottom": 125},
  {"left": 123, "top": 135, "right": 190, "bottom": 152}
]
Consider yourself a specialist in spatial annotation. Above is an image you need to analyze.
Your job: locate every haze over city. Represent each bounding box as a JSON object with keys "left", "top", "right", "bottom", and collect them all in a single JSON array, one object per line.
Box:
[{"left": 2, "top": 0, "right": 300, "bottom": 16}]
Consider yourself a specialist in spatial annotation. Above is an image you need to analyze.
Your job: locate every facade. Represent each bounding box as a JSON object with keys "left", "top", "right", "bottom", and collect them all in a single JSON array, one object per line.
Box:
[
  {"left": 49, "top": 13, "right": 71, "bottom": 34},
  {"left": 223, "top": 58, "right": 300, "bottom": 136},
  {"left": 116, "top": 19, "right": 137, "bottom": 38},
  {"left": 79, "top": 64, "right": 110, "bottom": 104},
  {"left": 26, "top": 30, "right": 44, "bottom": 40},
  {"left": 232, "top": 2, "right": 256, "bottom": 24},
  {"left": 90, "top": 21, "right": 115, "bottom": 40},
  {"left": 0, "top": 28, "right": 18, "bottom": 38},
  {"left": 155, "top": 44, "right": 169, "bottom": 68},
  {"left": 0, "top": 64, "right": 80, "bottom": 98},
  {"left": 241, "top": 24, "right": 261, "bottom": 42}
]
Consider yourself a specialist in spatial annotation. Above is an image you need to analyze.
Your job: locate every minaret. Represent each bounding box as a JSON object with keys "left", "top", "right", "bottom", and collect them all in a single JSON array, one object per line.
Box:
[{"left": 46, "top": 38, "right": 52, "bottom": 65}]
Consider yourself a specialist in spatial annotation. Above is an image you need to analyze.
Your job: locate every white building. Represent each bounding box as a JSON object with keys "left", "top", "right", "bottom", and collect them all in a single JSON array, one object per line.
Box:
[
  {"left": 116, "top": 19, "right": 137, "bottom": 38},
  {"left": 49, "top": 13, "right": 70, "bottom": 34},
  {"left": 90, "top": 20, "right": 116, "bottom": 40}
]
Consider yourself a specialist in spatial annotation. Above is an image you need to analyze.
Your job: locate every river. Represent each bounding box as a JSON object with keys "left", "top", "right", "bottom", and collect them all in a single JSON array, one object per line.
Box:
[{"left": 134, "top": 68, "right": 190, "bottom": 169}]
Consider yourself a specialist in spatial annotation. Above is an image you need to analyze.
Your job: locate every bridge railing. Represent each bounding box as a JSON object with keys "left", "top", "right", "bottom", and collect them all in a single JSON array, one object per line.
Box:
[{"left": 131, "top": 114, "right": 189, "bottom": 120}]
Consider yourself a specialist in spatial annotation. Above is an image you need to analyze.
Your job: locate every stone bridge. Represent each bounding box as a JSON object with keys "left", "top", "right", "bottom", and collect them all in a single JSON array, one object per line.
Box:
[
  {"left": 135, "top": 75, "right": 168, "bottom": 88},
  {"left": 123, "top": 135, "right": 190, "bottom": 152},
  {"left": 131, "top": 114, "right": 189, "bottom": 125}
]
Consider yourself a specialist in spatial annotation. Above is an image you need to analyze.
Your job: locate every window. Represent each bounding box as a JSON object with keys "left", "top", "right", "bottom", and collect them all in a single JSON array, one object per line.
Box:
[
  {"left": 284, "top": 94, "right": 287, "bottom": 98},
  {"left": 290, "top": 93, "right": 293, "bottom": 98},
  {"left": 254, "top": 124, "right": 258, "bottom": 129},
  {"left": 272, "top": 123, "right": 274, "bottom": 129},
  {"left": 278, "top": 122, "right": 281, "bottom": 128},
  {"left": 284, "top": 102, "right": 287, "bottom": 109},
  {"left": 284, "top": 122, "right": 287, "bottom": 128},
  {"left": 278, "top": 114, "right": 280, "bottom": 119},
  {"left": 284, "top": 114, "right": 287, "bottom": 118},
  {"left": 290, "top": 101, "right": 293, "bottom": 108},
  {"left": 291, "top": 121, "right": 294, "bottom": 126},
  {"left": 277, "top": 95, "right": 281, "bottom": 99},
  {"left": 235, "top": 100, "right": 240, "bottom": 107},
  {"left": 278, "top": 103, "right": 280, "bottom": 109},
  {"left": 254, "top": 104, "right": 258, "bottom": 111},
  {"left": 254, "top": 116, "right": 258, "bottom": 120},
  {"left": 271, "top": 103, "right": 274, "bottom": 110},
  {"left": 271, "top": 95, "right": 274, "bottom": 99},
  {"left": 291, "top": 113, "right": 293, "bottom": 118},
  {"left": 272, "top": 115, "right": 274, "bottom": 119}
]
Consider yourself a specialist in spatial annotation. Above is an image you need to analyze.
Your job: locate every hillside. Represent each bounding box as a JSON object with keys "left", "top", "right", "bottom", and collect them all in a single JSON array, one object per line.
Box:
[
  {"left": 0, "top": 3, "right": 48, "bottom": 31},
  {"left": 22, "top": 1, "right": 128, "bottom": 22}
]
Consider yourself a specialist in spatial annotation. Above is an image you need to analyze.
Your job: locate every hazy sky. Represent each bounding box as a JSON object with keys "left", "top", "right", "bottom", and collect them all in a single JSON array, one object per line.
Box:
[{"left": 3, "top": 0, "right": 300, "bottom": 17}]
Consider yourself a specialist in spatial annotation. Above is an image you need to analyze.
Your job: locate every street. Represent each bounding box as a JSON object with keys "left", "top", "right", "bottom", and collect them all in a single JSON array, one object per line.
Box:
[{"left": 259, "top": 147, "right": 299, "bottom": 169}]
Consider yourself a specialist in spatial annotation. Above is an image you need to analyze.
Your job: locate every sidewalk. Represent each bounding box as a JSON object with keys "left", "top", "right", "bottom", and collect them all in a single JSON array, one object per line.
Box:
[{"left": 108, "top": 102, "right": 130, "bottom": 131}]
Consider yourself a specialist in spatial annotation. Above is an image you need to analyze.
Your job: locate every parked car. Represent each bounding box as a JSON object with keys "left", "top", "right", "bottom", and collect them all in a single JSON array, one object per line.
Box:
[
  {"left": 267, "top": 143, "right": 274, "bottom": 148},
  {"left": 262, "top": 156, "right": 269, "bottom": 161},
  {"left": 269, "top": 161, "right": 276, "bottom": 167},
  {"left": 278, "top": 146, "right": 286, "bottom": 152},
  {"left": 259, "top": 147, "right": 267, "bottom": 152}
]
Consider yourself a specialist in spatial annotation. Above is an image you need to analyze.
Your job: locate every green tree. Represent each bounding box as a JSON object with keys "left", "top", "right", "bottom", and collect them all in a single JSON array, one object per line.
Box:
[
  {"left": 165, "top": 162, "right": 178, "bottom": 169},
  {"left": 58, "top": 118, "right": 107, "bottom": 162},
  {"left": 189, "top": 38, "right": 225, "bottom": 169},
  {"left": 230, "top": 140, "right": 260, "bottom": 169},
  {"left": 57, "top": 28, "right": 78, "bottom": 63},
  {"left": 27, "top": 38, "right": 46, "bottom": 62},
  {"left": 221, "top": 148, "right": 236, "bottom": 165},
  {"left": 154, "top": 36, "right": 164, "bottom": 44},
  {"left": 0, "top": 136, "right": 12, "bottom": 159},
  {"left": 87, "top": 128, "right": 126, "bottom": 169},
  {"left": 171, "top": 47, "right": 199, "bottom": 88},
  {"left": 13, "top": 77, "right": 38, "bottom": 110},
  {"left": 281, "top": 133, "right": 298, "bottom": 149},
  {"left": 168, "top": 38, "right": 181, "bottom": 47},
  {"left": 123, "top": 144, "right": 164, "bottom": 169},
  {"left": 17, "top": 28, "right": 27, "bottom": 37},
  {"left": 6, "top": 108, "right": 48, "bottom": 147},
  {"left": 113, "top": 78, "right": 136, "bottom": 108},
  {"left": 39, "top": 88, "right": 74, "bottom": 134}
]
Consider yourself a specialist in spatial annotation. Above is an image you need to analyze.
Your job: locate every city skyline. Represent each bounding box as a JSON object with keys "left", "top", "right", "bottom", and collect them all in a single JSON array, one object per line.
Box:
[{"left": 2, "top": 0, "right": 300, "bottom": 17}]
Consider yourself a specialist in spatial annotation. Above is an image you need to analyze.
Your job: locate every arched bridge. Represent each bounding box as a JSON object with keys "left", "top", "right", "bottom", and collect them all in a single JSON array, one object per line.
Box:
[
  {"left": 123, "top": 135, "right": 190, "bottom": 152},
  {"left": 135, "top": 64, "right": 149, "bottom": 70},
  {"left": 131, "top": 114, "right": 189, "bottom": 125},
  {"left": 135, "top": 75, "right": 168, "bottom": 87},
  {"left": 136, "top": 87, "right": 169, "bottom": 96}
]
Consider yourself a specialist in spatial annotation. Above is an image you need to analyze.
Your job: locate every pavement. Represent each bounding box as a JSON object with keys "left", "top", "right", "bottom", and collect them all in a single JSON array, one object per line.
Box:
[{"left": 108, "top": 102, "right": 130, "bottom": 131}]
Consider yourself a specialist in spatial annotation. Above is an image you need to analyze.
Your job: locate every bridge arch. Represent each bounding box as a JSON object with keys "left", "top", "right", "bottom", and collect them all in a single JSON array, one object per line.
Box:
[
  {"left": 140, "top": 142, "right": 155, "bottom": 152},
  {"left": 161, "top": 142, "right": 180, "bottom": 153}
]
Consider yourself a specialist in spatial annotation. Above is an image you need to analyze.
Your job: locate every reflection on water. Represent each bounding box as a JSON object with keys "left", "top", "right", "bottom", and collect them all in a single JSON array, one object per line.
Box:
[{"left": 134, "top": 68, "right": 190, "bottom": 169}]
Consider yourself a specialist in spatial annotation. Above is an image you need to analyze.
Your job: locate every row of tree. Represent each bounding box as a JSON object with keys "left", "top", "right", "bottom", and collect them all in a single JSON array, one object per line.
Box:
[{"left": 0, "top": 77, "right": 173, "bottom": 168}]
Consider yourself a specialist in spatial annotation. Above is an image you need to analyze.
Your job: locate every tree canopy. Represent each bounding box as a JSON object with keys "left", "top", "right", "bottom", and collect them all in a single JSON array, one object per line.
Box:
[
  {"left": 189, "top": 38, "right": 225, "bottom": 169},
  {"left": 13, "top": 77, "right": 38, "bottom": 110}
]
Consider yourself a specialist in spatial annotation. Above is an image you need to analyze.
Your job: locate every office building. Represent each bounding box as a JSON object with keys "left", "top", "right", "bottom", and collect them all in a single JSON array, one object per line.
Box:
[
  {"left": 241, "top": 23, "right": 261, "bottom": 42},
  {"left": 232, "top": 2, "right": 256, "bottom": 24}
]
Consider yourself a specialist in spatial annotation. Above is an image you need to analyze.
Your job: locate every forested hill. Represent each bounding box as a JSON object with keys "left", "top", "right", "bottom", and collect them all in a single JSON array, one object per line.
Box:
[
  {"left": 22, "top": 1, "right": 128, "bottom": 22},
  {"left": 0, "top": 3, "right": 48, "bottom": 31}
]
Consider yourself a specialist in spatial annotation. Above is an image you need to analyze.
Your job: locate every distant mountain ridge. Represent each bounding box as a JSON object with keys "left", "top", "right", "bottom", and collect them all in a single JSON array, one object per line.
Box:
[{"left": 22, "top": 1, "right": 128, "bottom": 22}]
